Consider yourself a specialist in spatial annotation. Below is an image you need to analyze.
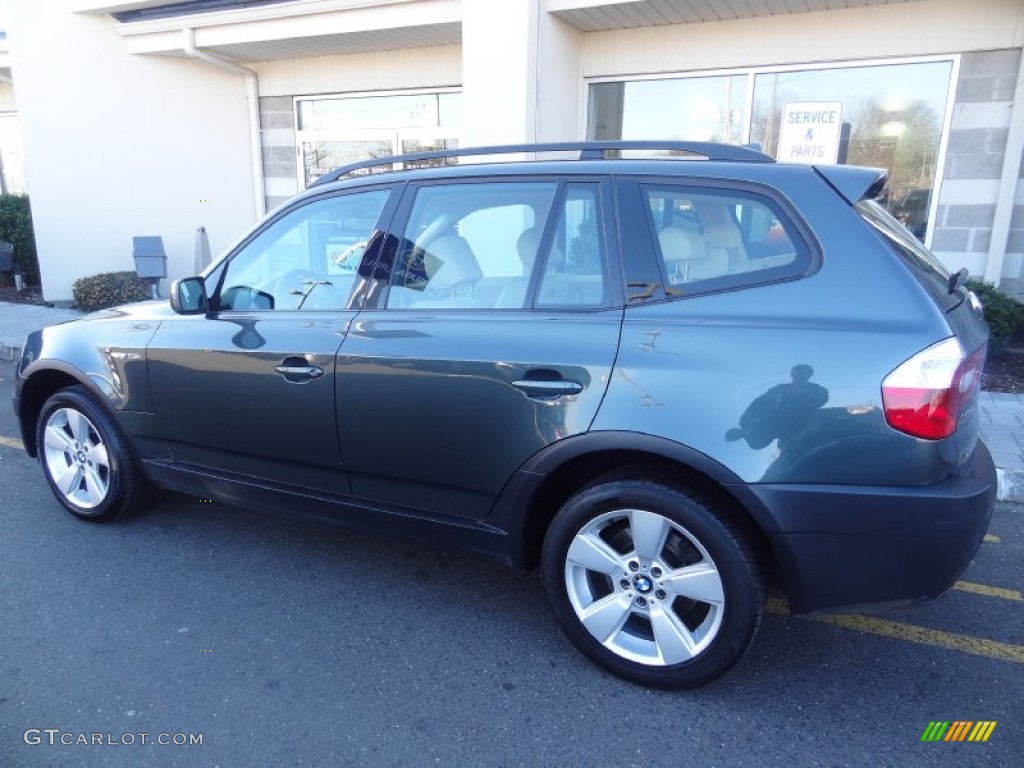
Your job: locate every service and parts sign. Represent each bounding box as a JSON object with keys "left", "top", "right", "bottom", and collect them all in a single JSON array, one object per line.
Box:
[{"left": 776, "top": 101, "right": 843, "bottom": 164}]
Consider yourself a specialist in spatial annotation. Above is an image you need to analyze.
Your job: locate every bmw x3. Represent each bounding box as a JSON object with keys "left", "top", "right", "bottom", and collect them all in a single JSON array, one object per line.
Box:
[{"left": 14, "top": 141, "right": 996, "bottom": 688}]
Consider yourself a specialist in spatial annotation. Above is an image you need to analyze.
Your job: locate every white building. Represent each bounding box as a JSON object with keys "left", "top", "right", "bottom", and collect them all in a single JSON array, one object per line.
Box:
[{"left": 1, "top": 0, "right": 1023, "bottom": 303}]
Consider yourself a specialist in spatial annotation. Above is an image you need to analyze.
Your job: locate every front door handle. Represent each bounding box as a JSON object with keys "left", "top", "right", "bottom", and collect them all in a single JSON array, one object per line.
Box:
[
  {"left": 512, "top": 377, "right": 584, "bottom": 399},
  {"left": 275, "top": 357, "right": 324, "bottom": 383}
]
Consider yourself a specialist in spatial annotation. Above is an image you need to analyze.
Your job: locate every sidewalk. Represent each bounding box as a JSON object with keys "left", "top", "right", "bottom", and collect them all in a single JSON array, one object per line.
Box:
[
  {"left": 0, "top": 300, "right": 1021, "bottom": 502},
  {"left": 0, "top": 302, "right": 82, "bottom": 362}
]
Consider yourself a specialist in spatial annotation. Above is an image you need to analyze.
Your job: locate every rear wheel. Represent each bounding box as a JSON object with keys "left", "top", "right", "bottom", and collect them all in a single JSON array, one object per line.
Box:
[
  {"left": 541, "top": 479, "right": 764, "bottom": 688},
  {"left": 37, "top": 386, "right": 151, "bottom": 522}
]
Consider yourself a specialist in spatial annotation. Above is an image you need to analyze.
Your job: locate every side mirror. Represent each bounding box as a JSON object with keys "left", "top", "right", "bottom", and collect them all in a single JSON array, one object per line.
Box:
[{"left": 170, "top": 277, "right": 208, "bottom": 315}]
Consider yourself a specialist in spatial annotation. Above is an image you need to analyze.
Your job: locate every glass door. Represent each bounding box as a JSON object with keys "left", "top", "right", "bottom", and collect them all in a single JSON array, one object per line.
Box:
[
  {"left": 295, "top": 90, "right": 463, "bottom": 188},
  {"left": 299, "top": 129, "right": 461, "bottom": 187},
  {"left": 299, "top": 131, "right": 396, "bottom": 187}
]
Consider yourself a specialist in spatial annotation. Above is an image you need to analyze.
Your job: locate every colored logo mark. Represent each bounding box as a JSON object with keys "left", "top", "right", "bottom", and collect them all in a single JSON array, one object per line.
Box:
[{"left": 921, "top": 721, "right": 997, "bottom": 742}]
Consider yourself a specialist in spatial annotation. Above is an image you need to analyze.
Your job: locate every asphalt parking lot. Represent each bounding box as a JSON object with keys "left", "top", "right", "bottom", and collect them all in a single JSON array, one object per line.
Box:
[{"left": 1, "top": 360, "right": 1021, "bottom": 767}]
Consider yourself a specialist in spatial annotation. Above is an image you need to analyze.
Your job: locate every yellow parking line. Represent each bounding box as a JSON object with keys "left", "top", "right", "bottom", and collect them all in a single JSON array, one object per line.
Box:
[
  {"left": 954, "top": 581, "right": 1022, "bottom": 602},
  {"left": 984, "top": 534, "right": 1001, "bottom": 543},
  {"left": 0, "top": 435, "right": 24, "bottom": 450},
  {"left": 767, "top": 597, "right": 1024, "bottom": 664}
]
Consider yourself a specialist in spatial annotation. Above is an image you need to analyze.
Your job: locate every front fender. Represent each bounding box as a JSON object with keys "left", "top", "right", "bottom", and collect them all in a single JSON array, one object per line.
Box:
[{"left": 14, "top": 309, "right": 163, "bottom": 455}]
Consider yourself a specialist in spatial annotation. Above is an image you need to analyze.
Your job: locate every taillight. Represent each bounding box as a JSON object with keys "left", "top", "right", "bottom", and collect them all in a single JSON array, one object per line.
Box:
[{"left": 882, "top": 338, "right": 986, "bottom": 440}]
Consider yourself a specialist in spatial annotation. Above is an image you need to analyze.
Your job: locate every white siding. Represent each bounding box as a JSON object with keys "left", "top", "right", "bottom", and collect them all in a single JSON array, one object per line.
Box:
[
  {"left": 252, "top": 45, "right": 461, "bottom": 97},
  {"left": 582, "top": 0, "right": 1024, "bottom": 77}
]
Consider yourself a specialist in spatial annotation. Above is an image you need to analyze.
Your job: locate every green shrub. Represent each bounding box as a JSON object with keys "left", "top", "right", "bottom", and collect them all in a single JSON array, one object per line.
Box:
[
  {"left": 72, "top": 271, "right": 151, "bottom": 312},
  {"left": 965, "top": 279, "right": 1024, "bottom": 345},
  {"left": 0, "top": 194, "right": 39, "bottom": 285}
]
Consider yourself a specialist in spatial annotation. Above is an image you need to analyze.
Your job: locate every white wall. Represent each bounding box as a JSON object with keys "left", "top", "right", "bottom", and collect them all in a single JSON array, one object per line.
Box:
[
  {"left": 7, "top": 4, "right": 257, "bottom": 302},
  {"left": 461, "top": 0, "right": 583, "bottom": 147},
  {"left": 536, "top": 12, "right": 583, "bottom": 142},
  {"left": 461, "top": 0, "right": 538, "bottom": 146}
]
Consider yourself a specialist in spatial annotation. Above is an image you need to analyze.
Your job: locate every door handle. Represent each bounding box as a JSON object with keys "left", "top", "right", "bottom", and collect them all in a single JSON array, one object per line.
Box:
[
  {"left": 275, "top": 358, "right": 324, "bottom": 383},
  {"left": 512, "top": 377, "right": 584, "bottom": 399}
]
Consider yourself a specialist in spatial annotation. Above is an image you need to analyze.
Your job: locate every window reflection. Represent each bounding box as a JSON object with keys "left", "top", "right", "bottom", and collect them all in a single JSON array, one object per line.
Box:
[
  {"left": 302, "top": 140, "right": 394, "bottom": 186},
  {"left": 590, "top": 76, "right": 746, "bottom": 144},
  {"left": 298, "top": 93, "right": 462, "bottom": 132},
  {"left": 750, "top": 61, "right": 951, "bottom": 241},
  {"left": 296, "top": 91, "right": 462, "bottom": 186},
  {"left": 587, "top": 59, "right": 953, "bottom": 242}
]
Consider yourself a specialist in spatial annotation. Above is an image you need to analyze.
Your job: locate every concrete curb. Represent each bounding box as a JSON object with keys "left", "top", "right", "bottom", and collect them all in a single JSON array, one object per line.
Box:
[
  {"left": 997, "top": 469, "right": 1024, "bottom": 503},
  {"left": 0, "top": 342, "right": 21, "bottom": 363}
]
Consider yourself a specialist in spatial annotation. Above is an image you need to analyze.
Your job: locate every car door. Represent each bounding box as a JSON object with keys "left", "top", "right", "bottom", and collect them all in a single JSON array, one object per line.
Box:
[
  {"left": 336, "top": 178, "right": 623, "bottom": 519},
  {"left": 146, "top": 186, "right": 398, "bottom": 495}
]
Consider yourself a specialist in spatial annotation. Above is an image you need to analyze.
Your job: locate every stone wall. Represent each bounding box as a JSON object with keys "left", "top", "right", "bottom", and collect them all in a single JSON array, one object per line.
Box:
[
  {"left": 259, "top": 96, "right": 298, "bottom": 213},
  {"left": 933, "top": 49, "right": 1022, "bottom": 282}
]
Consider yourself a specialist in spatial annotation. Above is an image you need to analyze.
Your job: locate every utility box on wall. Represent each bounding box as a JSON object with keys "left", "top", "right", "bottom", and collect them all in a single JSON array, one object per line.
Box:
[{"left": 132, "top": 236, "right": 167, "bottom": 279}]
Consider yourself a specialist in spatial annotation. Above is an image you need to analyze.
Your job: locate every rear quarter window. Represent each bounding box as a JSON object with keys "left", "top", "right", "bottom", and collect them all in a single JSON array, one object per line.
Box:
[{"left": 640, "top": 184, "right": 813, "bottom": 297}]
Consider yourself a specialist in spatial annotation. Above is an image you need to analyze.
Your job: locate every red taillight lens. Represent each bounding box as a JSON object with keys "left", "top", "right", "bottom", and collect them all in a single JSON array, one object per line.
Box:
[{"left": 882, "top": 338, "right": 986, "bottom": 440}]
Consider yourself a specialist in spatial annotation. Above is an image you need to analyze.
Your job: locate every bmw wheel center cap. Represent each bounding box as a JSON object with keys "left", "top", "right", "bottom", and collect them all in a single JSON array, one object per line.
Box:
[{"left": 633, "top": 574, "right": 653, "bottom": 593}]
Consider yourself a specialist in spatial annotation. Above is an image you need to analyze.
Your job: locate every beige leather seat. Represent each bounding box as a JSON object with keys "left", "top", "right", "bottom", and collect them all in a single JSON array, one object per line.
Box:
[
  {"left": 496, "top": 226, "right": 546, "bottom": 308},
  {"left": 408, "top": 234, "right": 483, "bottom": 308},
  {"left": 701, "top": 205, "right": 748, "bottom": 272},
  {"left": 658, "top": 226, "right": 728, "bottom": 283}
]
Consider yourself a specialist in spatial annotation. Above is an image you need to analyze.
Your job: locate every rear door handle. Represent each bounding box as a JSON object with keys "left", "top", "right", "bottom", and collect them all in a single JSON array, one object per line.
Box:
[
  {"left": 512, "top": 378, "right": 583, "bottom": 399},
  {"left": 275, "top": 356, "right": 324, "bottom": 383}
]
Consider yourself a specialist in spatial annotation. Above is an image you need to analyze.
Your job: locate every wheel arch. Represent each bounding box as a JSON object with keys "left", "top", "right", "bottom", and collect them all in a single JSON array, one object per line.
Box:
[
  {"left": 496, "top": 432, "right": 780, "bottom": 578},
  {"left": 17, "top": 364, "right": 113, "bottom": 457}
]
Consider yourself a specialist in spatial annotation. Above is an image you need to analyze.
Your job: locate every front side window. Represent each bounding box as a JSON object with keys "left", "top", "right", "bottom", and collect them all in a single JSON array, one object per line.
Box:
[
  {"left": 218, "top": 189, "right": 390, "bottom": 311},
  {"left": 641, "top": 185, "right": 811, "bottom": 295}
]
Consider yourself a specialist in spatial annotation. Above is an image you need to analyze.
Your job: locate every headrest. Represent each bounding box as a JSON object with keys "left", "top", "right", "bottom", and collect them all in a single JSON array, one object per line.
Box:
[
  {"left": 658, "top": 226, "right": 706, "bottom": 263},
  {"left": 517, "top": 227, "right": 542, "bottom": 270},
  {"left": 703, "top": 222, "right": 743, "bottom": 249},
  {"left": 425, "top": 235, "right": 483, "bottom": 291}
]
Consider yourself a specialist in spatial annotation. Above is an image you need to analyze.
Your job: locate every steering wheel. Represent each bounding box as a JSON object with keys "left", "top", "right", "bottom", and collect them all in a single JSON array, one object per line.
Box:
[{"left": 272, "top": 269, "right": 344, "bottom": 310}]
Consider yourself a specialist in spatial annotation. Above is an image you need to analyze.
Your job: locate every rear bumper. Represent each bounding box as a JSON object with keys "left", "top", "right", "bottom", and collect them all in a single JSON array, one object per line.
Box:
[{"left": 748, "top": 441, "right": 996, "bottom": 614}]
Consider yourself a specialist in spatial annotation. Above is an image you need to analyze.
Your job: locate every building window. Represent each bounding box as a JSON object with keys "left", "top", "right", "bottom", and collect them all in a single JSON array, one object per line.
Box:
[
  {"left": 589, "top": 75, "right": 746, "bottom": 144},
  {"left": 750, "top": 61, "right": 953, "bottom": 241},
  {"left": 587, "top": 58, "right": 954, "bottom": 243},
  {"left": 296, "top": 91, "right": 461, "bottom": 186}
]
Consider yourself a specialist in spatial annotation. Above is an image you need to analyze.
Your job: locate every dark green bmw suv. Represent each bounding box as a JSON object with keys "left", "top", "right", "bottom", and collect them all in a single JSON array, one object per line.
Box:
[{"left": 14, "top": 142, "right": 996, "bottom": 688}]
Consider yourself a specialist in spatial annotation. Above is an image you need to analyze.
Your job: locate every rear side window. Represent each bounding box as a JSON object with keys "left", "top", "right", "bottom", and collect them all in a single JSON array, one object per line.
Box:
[
  {"left": 640, "top": 185, "right": 811, "bottom": 296},
  {"left": 536, "top": 184, "right": 608, "bottom": 308},
  {"left": 382, "top": 180, "right": 611, "bottom": 310},
  {"left": 384, "top": 181, "right": 557, "bottom": 309}
]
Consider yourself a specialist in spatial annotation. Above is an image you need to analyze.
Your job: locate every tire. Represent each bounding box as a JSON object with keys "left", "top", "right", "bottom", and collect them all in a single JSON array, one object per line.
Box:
[
  {"left": 36, "top": 385, "right": 152, "bottom": 522},
  {"left": 541, "top": 479, "right": 764, "bottom": 689}
]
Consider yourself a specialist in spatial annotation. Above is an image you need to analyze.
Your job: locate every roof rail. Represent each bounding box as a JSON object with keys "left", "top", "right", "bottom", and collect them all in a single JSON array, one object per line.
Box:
[{"left": 308, "top": 140, "right": 774, "bottom": 187}]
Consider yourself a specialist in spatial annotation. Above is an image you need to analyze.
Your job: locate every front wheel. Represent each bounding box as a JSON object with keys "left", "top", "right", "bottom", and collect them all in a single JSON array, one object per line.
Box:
[
  {"left": 541, "top": 479, "right": 764, "bottom": 689},
  {"left": 37, "top": 386, "right": 151, "bottom": 522}
]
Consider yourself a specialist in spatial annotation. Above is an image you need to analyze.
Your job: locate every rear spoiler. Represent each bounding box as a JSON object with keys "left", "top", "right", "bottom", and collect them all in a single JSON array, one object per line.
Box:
[{"left": 813, "top": 165, "right": 888, "bottom": 204}]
